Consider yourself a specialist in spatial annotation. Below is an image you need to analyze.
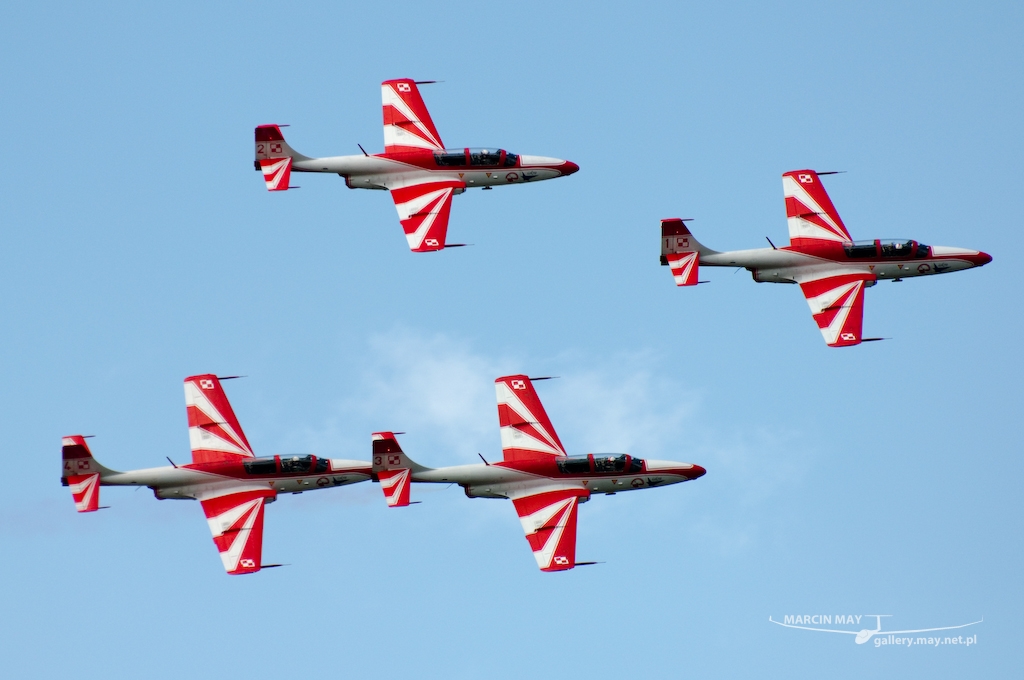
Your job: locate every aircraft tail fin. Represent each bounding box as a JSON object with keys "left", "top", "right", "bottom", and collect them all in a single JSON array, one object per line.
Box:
[
  {"left": 660, "top": 218, "right": 715, "bottom": 286},
  {"left": 371, "top": 432, "right": 429, "bottom": 507},
  {"left": 254, "top": 124, "right": 310, "bottom": 191},
  {"left": 661, "top": 218, "right": 719, "bottom": 259},
  {"left": 61, "top": 435, "right": 119, "bottom": 512}
]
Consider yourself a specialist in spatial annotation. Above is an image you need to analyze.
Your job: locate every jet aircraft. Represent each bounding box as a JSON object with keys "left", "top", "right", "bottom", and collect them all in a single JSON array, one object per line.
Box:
[
  {"left": 370, "top": 375, "right": 705, "bottom": 572},
  {"left": 61, "top": 374, "right": 371, "bottom": 574},
  {"left": 660, "top": 169, "right": 992, "bottom": 347},
  {"left": 254, "top": 78, "right": 579, "bottom": 252}
]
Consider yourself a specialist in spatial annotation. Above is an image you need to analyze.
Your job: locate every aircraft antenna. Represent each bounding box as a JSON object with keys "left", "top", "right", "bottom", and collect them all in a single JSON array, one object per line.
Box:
[{"left": 357, "top": 143, "right": 369, "bottom": 157}]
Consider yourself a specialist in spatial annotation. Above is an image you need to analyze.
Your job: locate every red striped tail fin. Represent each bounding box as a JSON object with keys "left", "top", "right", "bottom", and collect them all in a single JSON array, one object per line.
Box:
[
  {"left": 61, "top": 435, "right": 116, "bottom": 512},
  {"left": 371, "top": 432, "right": 427, "bottom": 507},
  {"left": 254, "top": 124, "right": 308, "bottom": 191}
]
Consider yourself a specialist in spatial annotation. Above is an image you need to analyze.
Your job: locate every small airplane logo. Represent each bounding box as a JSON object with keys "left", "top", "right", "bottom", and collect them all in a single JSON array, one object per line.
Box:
[{"left": 769, "top": 614, "right": 982, "bottom": 645}]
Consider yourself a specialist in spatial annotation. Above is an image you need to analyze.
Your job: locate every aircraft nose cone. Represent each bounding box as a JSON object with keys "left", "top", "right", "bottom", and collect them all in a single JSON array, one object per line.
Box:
[
  {"left": 976, "top": 251, "right": 993, "bottom": 266},
  {"left": 690, "top": 464, "right": 707, "bottom": 480},
  {"left": 559, "top": 160, "right": 580, "bottom": 176}
]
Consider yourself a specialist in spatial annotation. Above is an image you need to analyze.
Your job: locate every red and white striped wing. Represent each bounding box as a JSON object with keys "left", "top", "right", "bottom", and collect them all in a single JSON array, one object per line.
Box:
[
  {"left": 511, "top": 488, "right": 589, "bottom": 572},
  {"left": 390, "top": 180, "right": 464, "bottom": 252},
  {"left": 378, "top": 468, "right": 411, "bottom": 507},
  {"left": 382, "top": 79, "right": 444, "bottom": 153},
  {"left": 495, "top": 375, "right": 566, "bottom": 462},
  {"left": 666, "top": 251, "right": 699, "bottom": 286},
  {"left": 798, "top": 272, "right": 875, "bottom": 347},
  {"left": 783, "top": 170, "right": 852, "bottom": 246},
  {"left": 200, "top": 489, "right": 275, "bottom": 575},
  {"left": 258, "top": 157, "right": 293, "bottom": 191},
  {"left": 184, "top": 374, "right": 254, "bottom": 464}
]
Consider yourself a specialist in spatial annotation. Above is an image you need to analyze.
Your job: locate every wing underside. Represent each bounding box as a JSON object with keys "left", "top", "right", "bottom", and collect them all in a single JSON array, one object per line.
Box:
[
  {"left": 511, "top": 488, "right": 589, "bottom": 572},
  {"left": 200, "top": 489, "right": 276, "bottom": 575},
  {"left": 390, "top": 180, "right": 464, "bottom": 252},
  {"left": 797, "top": 272, "right": 875, "bottom": 347}
]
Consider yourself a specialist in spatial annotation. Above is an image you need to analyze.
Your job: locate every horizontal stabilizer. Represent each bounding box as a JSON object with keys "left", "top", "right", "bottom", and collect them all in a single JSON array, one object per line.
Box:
[
  {"left": 666, "top": 251, "right": 699, "bottom": 286},
  {"left": 254, "top": 124, "right": 310, "bottom": 192},
  {"left": 61, "top": 435, "right": 119, "bottom": 513},
  {"left": 371, "top": 432, "right": 426, "bottom": 507},
  {"left": 379, "top": 468, "right": 412, "bottom": 507},
  {"left": 259, "top": 157, "right": 293, "bottom": 191}
]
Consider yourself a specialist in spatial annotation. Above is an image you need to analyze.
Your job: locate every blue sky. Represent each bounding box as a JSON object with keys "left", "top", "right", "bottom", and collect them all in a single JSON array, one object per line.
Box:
[{"left": 2, "top": 1, "right": 1021, "bottom": 677}]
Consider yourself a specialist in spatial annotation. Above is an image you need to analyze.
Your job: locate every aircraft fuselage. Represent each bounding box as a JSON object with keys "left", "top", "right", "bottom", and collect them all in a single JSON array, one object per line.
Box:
[
  {"left": 407, "top": 455, "right": 704, "bottom": 500},
  {"left": 287, "top": 148, "right": 578, "bottom": 192},
  {"left": 67, "top": 455, "right": 372, "bottom": 501},
  {"left": 702, "top": 239, "right": 991, "bottom": 284}
]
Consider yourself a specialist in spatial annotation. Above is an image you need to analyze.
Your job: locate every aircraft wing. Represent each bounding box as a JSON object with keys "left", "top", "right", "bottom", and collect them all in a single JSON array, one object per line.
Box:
[
  {"left": 510, "top": 487, "right": 590, "bottom": 571},
  {"left": 185, "top": 374, "right": 254, "bottom": 464},
  {"left": 382, "top": 79, "right": 444, "bottom": 153},
  {"left": 390, "top": 180, "right": 465, "bottom": 252},
  {"left": 783, "top": 170, "right": 853, "bottom": 246},
  {"left": 200, "top": 488, "right": 277, "bottom": 575},
  {"left": 797, "top": 272, "right": 876, "bottom": 347},
  {"left": 495, "top": 375, "right": 566, "bottom": 462}
]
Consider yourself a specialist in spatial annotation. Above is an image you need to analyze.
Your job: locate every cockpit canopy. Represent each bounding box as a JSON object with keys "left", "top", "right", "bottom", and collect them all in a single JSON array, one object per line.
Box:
[
  {"left": 556, "top": 454, "right": 644, "bottom": 475},
  {"left": 242, "top": 455, "right": 329, "bottom": 476},
  {"left": 433, "top": 148, "right": 519, "bottom": 168},
  {"left": 843, "top": 239, "right": 930, "bottom": 259}
]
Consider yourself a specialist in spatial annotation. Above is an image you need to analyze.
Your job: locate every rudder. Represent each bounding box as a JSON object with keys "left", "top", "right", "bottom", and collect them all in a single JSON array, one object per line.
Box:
[
  {"left": 61, "top": 435, "right": 116, "bottom": 512},
  {"left": 254, "top": 124, "right": 309, "bottom": 191},
  {"left": 371, "top": 432, "right": 429, "bottom": 507}
]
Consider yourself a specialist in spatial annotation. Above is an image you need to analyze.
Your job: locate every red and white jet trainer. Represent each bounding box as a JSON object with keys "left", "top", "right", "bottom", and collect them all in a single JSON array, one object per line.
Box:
[
  {"left": 254, "top": 78, "right": 579, "bottom": 252},
  {"left": 660, "top": 169, "right": 993, "bottom": 347},
  {"left": 369, "top": 375, "right": 705, "bottom": 572},
  {"left": 61, "top": 374, "right": 372, "bottom": 575}
]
